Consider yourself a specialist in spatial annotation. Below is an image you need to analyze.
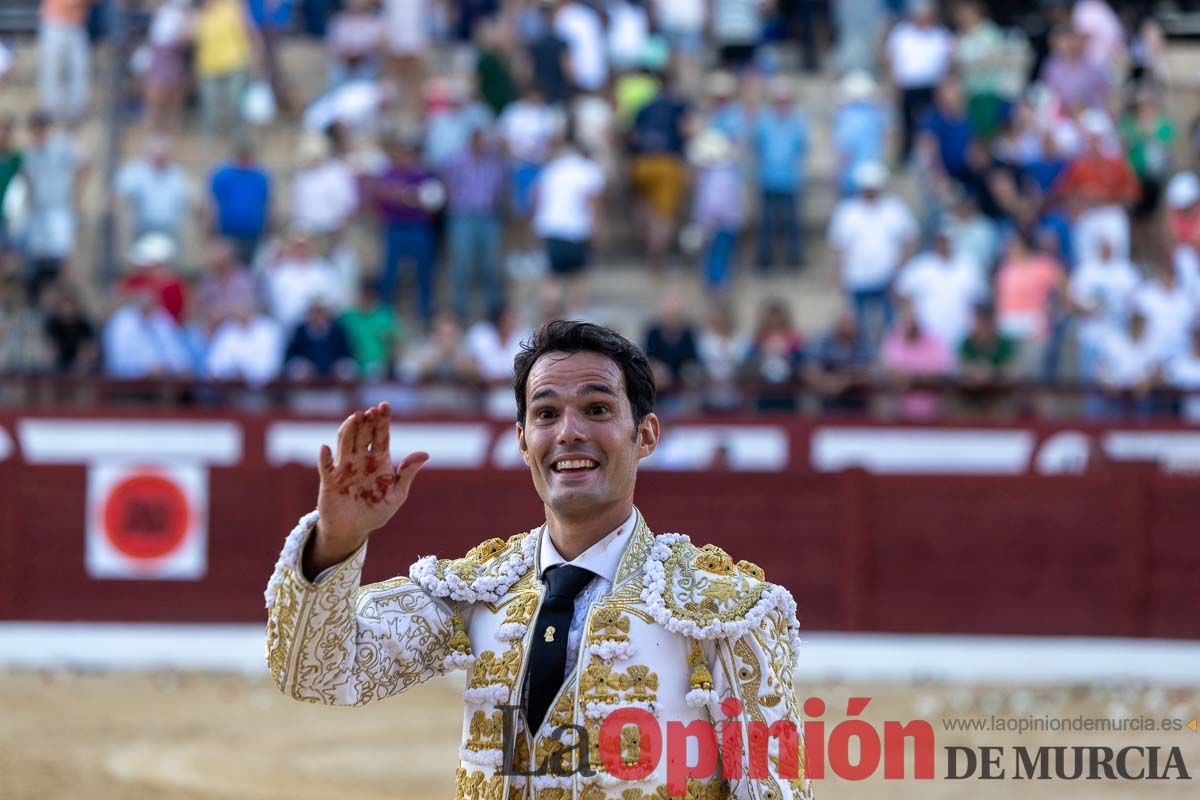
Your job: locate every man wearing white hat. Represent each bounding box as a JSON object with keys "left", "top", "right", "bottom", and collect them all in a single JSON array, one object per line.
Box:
[
  {"left": 827, "top": 161, "right": 918, "bottom": 352},
  {"left": 1166, "top": 171, "right": 1200, "bottom": 254},
  {"left": 832, "top": 70, "right": 888, "bottom": 197}
]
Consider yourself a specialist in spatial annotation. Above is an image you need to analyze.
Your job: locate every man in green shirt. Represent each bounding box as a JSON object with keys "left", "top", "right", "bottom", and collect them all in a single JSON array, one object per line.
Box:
[{"left": 340, "top": 280, "right": 402, "bottom": 379}]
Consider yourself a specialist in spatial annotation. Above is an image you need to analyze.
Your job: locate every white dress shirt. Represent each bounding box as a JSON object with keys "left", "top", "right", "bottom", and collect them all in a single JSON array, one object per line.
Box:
[{"left": 536, "top": 508, "right": 637, "bottom": 678}]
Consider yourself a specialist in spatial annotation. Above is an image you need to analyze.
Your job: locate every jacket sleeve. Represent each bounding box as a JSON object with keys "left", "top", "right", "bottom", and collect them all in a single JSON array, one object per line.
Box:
[
  {"left": 707, "top": 605, "right": 814, "bottom": 800},
  {"left": 264, "top": 510, "right": 457, "bottom": 706}
]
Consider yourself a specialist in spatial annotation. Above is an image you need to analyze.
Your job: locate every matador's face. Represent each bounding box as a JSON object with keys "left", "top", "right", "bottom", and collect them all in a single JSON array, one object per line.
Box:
[{"left": 517, "top": 351, "right": 658, "bottom": 520}]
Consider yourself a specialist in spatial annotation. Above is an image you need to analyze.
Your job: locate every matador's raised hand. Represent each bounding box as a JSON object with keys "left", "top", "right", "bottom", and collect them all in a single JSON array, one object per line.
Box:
[{"left": 305, "top": 402, "right": 429, "bottom": 576}]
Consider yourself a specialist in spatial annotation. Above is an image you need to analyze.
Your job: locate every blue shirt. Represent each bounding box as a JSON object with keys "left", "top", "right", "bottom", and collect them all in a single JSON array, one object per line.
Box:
[
  {"left": 833, "top": 101, "right": 888, "bottom": 193},
  {"left": 709, "top": 102, "right": 750, "bottom": 148},
  {"left": 754, "top": 108, "right": 808, "bottom": 192},
  {"left": 209, "top": 163, "right": 271, "bottom": 239},
  {"left": 919, "top": 108, "right": 974, "bottom": 179}
]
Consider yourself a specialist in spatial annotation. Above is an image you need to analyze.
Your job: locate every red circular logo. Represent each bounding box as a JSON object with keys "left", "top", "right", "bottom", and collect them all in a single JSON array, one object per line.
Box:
[{"left": 102, "top": 473, "right": 190, "bottom": 559}]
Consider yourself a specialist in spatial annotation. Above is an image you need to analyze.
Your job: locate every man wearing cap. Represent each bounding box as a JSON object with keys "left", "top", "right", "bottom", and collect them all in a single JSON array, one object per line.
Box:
[
  {"left": 1166, "top": 172, "right": 1200, "bottom": 255},
  {"left": 828, "top": 161, "right": 918, "bottom": 352},
  {"left": 265, "top": 320, "right": 812, "bottom": 799},
  {"left": 832, "top": 71, "right": 887, "bottom": 197},
  {"left": 118, "top": 233, "right": 188, "bottom": 323},
  {"left": 113, "top": 136, "right": 192, "bottom": 245}
]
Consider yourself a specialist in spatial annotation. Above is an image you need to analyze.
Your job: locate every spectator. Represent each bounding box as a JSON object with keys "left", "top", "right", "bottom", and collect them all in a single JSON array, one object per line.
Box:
[
  {"left": 284, "top": 298, "right": 357, "bottom": 380},
  {"left": 554, "top": 0, "right": 608, "bottom": 94},
  {"left": 382, "top": 0, "right": 433, "bottom": 115},
  {"left": 828, "top": 161, "right": 918, "bottom": 352},
  {"left": 651, "top": 0, "right": 706, "bottom": 90},
  {"left": 404, "top": 310, "right": 478, "bottom": 385},
  {"left": 38, "top": 0, "right": 91, "bottom": 123},
  {"left": 743, "top": 300, "right": 804, "bottom": 411},
  {"left": 880, "top": 300, "right": 954, "bottom": 420},
  {"left": 644, "top": 290, "right": 701, "bottom": 393},
  {"left": 688, "top": 128, "right": 743, "bottom": 292},
  {"left": 246, "top": 0, "right": 294, "bottom": 114},
  {"left": 113, "top": 137, "right": 192, "bottom": 244},
  {"left": 1120, "top": 87, "right": 1173, "bottom": 223},
  {"left": 895, "top": 228, "right": 986, "bottom": 352},
  {"left": 22, "top": 112, "right": 87, "bottom": 301},
  {"left": 705, "top": 71, "right": 750, "bottom": 150},
  {"left": 885, "top": 0, "right": 954, "bottom": 162},
  {"left": 371, "top": 131, "right": 442, "bottom": 322},
  {"left": 0, "top": 115, "right": 22, "bottom": 254},
  {"left": 42, "top": 282, "right": 96, "bottom": 374},
  {"left": 444, "top": 128, "right": 506, "bottom": 321},
  {"left": 498, "top": 84, "right": 562, "bottom": 275},
  {"left": 1165, "top": 326, "right": 1200, "bottom": 422},
  {"left": 953, "top": 1, "right": 1011, "bottom": 138},
  {"left": 832, "top": 0, "right": 887, "bottom": 76},
  {"left": 465, "top": 304, "right": 530, "bottom": 416},
  {"left": 1134, "top": 259, "right": 1196, "bottom": 365},
  {"left": 143, "top": 0, "right": 194, "bottom": 134},
  {"left": 712, "top": 0, "right": 767, "bottom": 70},
  {"left": 0, "top": 275, "right": 52, "bottom": 374},
  {"left": 262, "top": 229, "right": 346, "bottom": 330},
  {"left": 204, "top": 297, "right": 284, "bottom": 386},
  {"left": 194, "top": 0, "right": 257, "bottom": 139},
  {"left": 1053, "top": 110, "right": 1138, "bottom": 266},
  {"left": 1073, "top": 0, "right": 1125, "bottom": 69},
  {"left": 528, "top": 2, "right": 572, "bottom": 106},
  {"left": 208, "top": 140, "right": 272, "bottom": 265},
  {"left": 340, "top": 279, "right": 401, "bottom": 379},
  {"left": 325, "top": 0, "right": 384, "bottom": 89},
  {"left": 423, "top": 77, "right": 494, "bottom": 170},
  {"left": 1094, "top": 309, "right": 1159, "bottom": 417},
  {"left": 118, "top": 233, "right": 188, "bottom": 324},
  {"left": 195, "top": 239, "right": 257, "bottom": 328},
  {"left": 994, "top": 233, "right": 1065, "bottom": 377},
  {"left": 532, "top": 134, "right": 606, "bottom": 314},
  {"left": 607, "top": 0, "right": 652, "bottom": 75},
  {"left": 916, "top": 77, "right": 974, "bottom": 187},
  {"left": 628, "top": 71, "right": 691, "bottom": 272},
  {"left": 806, "top": 309, "right": 871, "bottom": 413},
  {"left": 958, "top": 303, "right": 1019, "bottom": 400},
  {"left": 1165, "top": 171, "right": 1200, "bottom": 254},
  {"left": 290, "top": 133, "right": 358, "bottom": 235},
  {"left": 1069, "top": 236, "right": 1140, "bottom": 380},
  {"left": 475, "top": 18, "right": 519, "bottom": 116},
  {"left": 102, "top": 287, "right": 192, "bottom": 378},
  {"left": 832, "top": 71, "right": 888, "bottom": 197},
  {"left": 1040, "top": 26, "right": 1111, "bottom": 111},
  {"left": 697, "top": 300, "right": 749, "bottom": 411},
  {"left": 944, "top": 190, "right": 999, "bottom": 279},
  {"left": 753, "top": 77, "right": 808, "bottom": 271}
]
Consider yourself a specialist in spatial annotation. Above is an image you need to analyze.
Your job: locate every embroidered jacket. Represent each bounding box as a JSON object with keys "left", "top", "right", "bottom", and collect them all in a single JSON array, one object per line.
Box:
[{"left": 264, "top": 508, "right": 813, "bottom": 800}]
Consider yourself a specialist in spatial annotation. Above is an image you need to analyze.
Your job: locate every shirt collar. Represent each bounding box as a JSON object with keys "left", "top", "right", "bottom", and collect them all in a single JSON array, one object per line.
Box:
[{"left": 539, "top": 508, "right": 637, "bottom": 584}]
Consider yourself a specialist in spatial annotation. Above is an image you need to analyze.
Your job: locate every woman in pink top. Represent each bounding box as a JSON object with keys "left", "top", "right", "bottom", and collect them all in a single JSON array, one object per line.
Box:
[
  {"left": 994, "top": 233, "right": 1065, "bottom": 376},
  {"left": 881, "top": 300, "right": 954, "bottom": 419}
]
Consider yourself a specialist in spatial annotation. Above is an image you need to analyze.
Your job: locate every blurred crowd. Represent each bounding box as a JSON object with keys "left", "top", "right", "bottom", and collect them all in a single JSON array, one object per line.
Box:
[{"left": 3, "top": 0, "right": 1200, "bottom": 420}]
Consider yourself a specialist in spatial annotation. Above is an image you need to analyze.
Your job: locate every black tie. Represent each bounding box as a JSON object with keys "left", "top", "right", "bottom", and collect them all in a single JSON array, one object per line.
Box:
[{"left": 525, "top": 564, "right": 594, "bottom": 733}]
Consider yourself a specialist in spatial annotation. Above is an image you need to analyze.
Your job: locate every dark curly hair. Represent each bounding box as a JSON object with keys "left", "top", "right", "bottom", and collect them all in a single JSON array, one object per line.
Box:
[{"left": 513, "top": 320, "right": 656, "bottom": 432}]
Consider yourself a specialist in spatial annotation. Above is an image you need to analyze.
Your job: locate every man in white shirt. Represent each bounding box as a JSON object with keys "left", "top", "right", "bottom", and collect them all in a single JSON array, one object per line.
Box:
[
  {"left": 290, "top": 134, "right": 359, "bottom": 235},
  {"left": 1134, "top": 260, "right": 1197, "bottom": 364},
  {"left": 885, "top": 0, "right": 953, "bottom": 160},
  {"left": 1069, "top": 236, "right": 1141, "bottom": 380},
  {"left": 113, "top": 137, "right": 192, "bottom": 244},
  {"left": 554, "top": 0, "right": 608, "bottom": 93},
  {"left": 102, "top": 289, "right": 193, "bottom": 379},
  {"left": 533, "top": 137, "right": 606, "bottom": 313},
  {"left": 828, "top": 161, "right": 917, "bottom": 351},
  {"left": 263, "top": 230, "right": 347, "bottom": 331},
  {"left": 1095, "top": 311, "right": 1161, "bottom": 417},
  {"left": 204, "top": 299, "right": 284, "bottom": 387},
  {"left": 895, "top": 229, "right": 986, "bottom": 351}
]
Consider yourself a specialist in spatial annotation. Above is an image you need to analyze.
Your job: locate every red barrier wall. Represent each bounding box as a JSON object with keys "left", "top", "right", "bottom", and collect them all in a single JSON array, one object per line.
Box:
[{"left": 1, "top": 412, "right": 1198, "bottom": 638}]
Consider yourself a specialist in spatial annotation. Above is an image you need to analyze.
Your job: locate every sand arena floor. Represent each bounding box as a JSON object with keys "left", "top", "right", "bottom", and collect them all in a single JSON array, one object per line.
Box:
[{"left": 0, "top": 670, "right": 1197, "bottom": 800}]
